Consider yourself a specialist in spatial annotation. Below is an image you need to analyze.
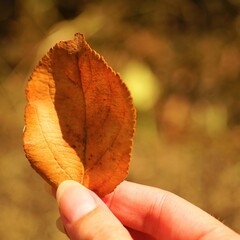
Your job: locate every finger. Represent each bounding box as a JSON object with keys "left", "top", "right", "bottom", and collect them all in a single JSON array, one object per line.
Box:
[
  {"left": 126, "top": 227, "right": 156, "bottom": 240},
  {"left": 57, "top": 180, "right": 132, "bottom": 240},
  {"left": 102, "top": 181, "right": 240, "bottom": 240}
]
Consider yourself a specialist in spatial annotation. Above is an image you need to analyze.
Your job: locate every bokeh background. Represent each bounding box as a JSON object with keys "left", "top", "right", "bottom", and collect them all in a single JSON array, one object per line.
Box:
[{"left": 1, "top": 0, "right": 240, "bottom": 239}]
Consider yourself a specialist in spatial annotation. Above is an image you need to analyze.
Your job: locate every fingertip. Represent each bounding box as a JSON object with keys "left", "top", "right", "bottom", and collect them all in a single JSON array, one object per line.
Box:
[
  {"left": 56, "top": 180, "right": 81, "bottom": 204},
  {"left": 56, "top": 180, "right": 97, "bottom": 223}
]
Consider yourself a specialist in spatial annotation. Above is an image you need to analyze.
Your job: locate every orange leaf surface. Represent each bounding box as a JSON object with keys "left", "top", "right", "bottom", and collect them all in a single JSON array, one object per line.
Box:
[{"left": 23, "top": 33, "right": 136, "bottom": 196}]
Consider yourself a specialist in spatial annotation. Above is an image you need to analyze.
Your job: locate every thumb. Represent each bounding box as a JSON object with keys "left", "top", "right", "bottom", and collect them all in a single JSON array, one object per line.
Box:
[{"left": 56, "top": 180, "right": 132, "bottom": 240}]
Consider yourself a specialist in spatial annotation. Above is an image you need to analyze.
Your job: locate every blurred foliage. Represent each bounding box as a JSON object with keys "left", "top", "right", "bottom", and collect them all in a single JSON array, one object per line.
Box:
[{"left": 1, "top": 0, "right": 240, "bottom": 239}]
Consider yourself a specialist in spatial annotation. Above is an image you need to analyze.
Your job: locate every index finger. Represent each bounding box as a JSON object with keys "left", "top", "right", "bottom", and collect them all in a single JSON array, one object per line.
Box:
[{"left": 102, "top": 181, "right": 239, "bottom": 240}]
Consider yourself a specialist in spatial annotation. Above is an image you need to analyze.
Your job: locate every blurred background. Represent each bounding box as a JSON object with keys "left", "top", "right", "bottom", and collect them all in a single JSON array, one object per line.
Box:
[{"left": 1, "top": 0, "right": 240, "bottom": 239}]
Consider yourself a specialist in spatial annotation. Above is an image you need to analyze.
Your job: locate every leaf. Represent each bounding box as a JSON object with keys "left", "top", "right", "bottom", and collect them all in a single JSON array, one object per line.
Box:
[{"left": 23, "top": 33, "right": 136, "bottom": 197}]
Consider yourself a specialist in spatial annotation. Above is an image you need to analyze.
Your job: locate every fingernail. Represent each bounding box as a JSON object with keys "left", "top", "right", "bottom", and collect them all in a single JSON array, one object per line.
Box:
[{"left": 57, "top": 180, "right": 97, "bottom": 223}]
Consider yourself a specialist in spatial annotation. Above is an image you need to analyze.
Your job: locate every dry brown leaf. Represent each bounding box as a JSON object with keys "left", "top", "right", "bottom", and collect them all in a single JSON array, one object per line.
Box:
[{"left": 23, "top": 33, "right": 136, "bottom": 197}]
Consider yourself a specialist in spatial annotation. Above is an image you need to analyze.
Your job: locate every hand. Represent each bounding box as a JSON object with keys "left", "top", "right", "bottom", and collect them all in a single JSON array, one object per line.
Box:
[{"left": 56, "top": 180, "right": 240, "bottom": 240}]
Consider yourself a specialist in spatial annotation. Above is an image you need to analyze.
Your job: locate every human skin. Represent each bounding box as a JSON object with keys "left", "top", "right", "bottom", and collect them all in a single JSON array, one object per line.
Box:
[{"left": 56, "top": 180, "right": 240, "bottom": 240}]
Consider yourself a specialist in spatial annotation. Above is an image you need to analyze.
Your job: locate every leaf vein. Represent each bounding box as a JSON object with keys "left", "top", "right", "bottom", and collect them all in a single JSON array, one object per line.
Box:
[{"left": 35, "top": 104, "right": 72, "bottom": 179}]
